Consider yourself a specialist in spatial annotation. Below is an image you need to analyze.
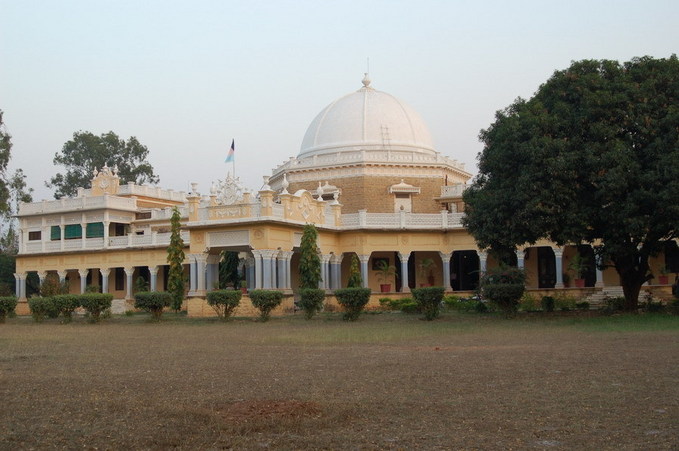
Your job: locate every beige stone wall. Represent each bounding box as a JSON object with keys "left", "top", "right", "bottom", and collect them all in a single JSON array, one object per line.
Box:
[
  {"left": 187, "top": 295, "right": 295, "bottom": 318},
  {"left": 288, "top": 175, "right": 449, "bottom": 214}
]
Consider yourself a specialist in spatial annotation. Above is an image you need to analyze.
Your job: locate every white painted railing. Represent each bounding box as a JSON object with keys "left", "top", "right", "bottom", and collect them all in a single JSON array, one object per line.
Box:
[
  {"left": 19, "top": 231, "right": 190, "bottom": 255},
  {"left": 19, "top": 196, "right": 138, "bottom": 216},
  {"left": 440, "top": 184, "right": 467, "bottom": 198},
  {"left": 339, "top": 210, "right": 464, "bottom": 229}
]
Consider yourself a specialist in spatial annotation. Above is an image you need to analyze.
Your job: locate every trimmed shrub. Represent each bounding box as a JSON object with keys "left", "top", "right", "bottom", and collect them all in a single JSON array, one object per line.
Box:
[
  {"left": 52, "top": 294, "right": 80, "bottom": 323},
  {"left": 79, "top": 293, "right": 113, "bottom": 322},
  {"left": 28, "top": 297, "right": 52, "bottom": 323},
  {"left": 575, "top": 301, "right": 590, "bottom": 311},
  {"left": 412, "top": 286, "right": 445, "bottom": 320},
  {"left": 298, "top": 288, "right": 325, "bottom": 320},
  {"left": 249, "top": 289, "right": 284, "bottom": 321},
  {"left": 444, "top": 296, "right": 479, "bottom": 313},
  {"left": 541, "top": 296, "right": 555, "bottom": 312},
  {"left": 334, "top": 287, "right": 371, "bottom": 321},
  {"left": 206, "top": 289, "right": 242, "bottom": 320},
  {"left": 480, "top": 266, "right": 526, "bottom": 316},
  {"left": 519, "top": 293, "right": 540, "bottom": 312},
  {"left": 134, "top": 291, "right": 172, "bottom": 321},
  {"left": 474, "top": 301, "right": 489, "bottom": 313},
  {"left": 601, "top": 296, "right": 625, "bottom": 314},
  {"left": 0, "top": 296, "right": 17, "bottom": 323},
  {"left": 554, "top": 293, "right": 577, "bottom": 311}
]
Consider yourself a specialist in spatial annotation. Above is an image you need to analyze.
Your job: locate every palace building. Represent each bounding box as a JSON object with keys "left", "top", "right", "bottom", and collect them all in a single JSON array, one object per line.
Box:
[{"left": 13, "top": 76, "right": 677, "bottom": 315}]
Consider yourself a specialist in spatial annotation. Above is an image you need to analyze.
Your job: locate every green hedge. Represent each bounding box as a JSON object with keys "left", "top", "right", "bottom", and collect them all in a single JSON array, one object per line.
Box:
[
  {"left": 412, "top": 286, "right": 445, "bottom": 320},
  {"left": 0, "top": 296, "right": 18, "bottom": 322},
  {"left": 334, "top": 287, "right": 371, "bottom": 321},
  {"left": 28, "top": 297, "right": 52, "bottom": 323},
  {"left": 206, "top": 289, "right": 242, "bottom": 320},
  {"left": 134, "top": 291, "right": 172, "bottom": 321},
  {"left": 298, "top": 288, "right": 326, "bottom": 320},
  {"left": 79, "top": 293, "right": 113, "bottom": 322},
  {"left": 52, "top": 294, "right": 80, "bottom": 322},
  {"left": 249, "top": 289, "right": 284, "bottom": 321},
  {"left": 482, "top": 284, "right": 525, "bottom": 315}
]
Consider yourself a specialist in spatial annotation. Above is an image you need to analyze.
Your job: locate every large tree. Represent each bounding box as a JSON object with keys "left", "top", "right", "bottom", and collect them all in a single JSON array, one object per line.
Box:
[
  {"left": 463, "top": 55, "right": 679, "bottom": 311},
  {"left": 166, "top": 207, "right": 186, "bottom": 311},
  {"left": 47, "top": 130, "right": 159, "bottom": 199},
  {"left": 0, "top": 110, "right": 33, "bottom": 253}
]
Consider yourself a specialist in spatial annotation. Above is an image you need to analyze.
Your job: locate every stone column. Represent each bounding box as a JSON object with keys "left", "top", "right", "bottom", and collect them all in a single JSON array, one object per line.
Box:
[
  {"left": 516, "top": 249, "right": 525, "bottom": 269},
  {"left": 188, "top": 256, "right": 197, "bottom": 295},
  {"left": 195, "top": 254, "right": 208, "bottom": 295},
  {"left": 595, "top": 254, "right": 604, "bottom": 288},
  {"left": 124, "top": 267, "right": 134, "bottom": 300},
  {"left": 358, "top": 254, "right": 370, "bottom": 289},
  {"left": 80, "top": 222, "right": 87, "bottom": 249},
  {"left": 258, "top": 250, "right": 277, "bottom": 289},
  {"left": 321, "top": 254, "right": 332, "bottom": 290},
  {"left": 478, "top": 251, "right": 488, "bottom": 273},
  {"left": 149, "top": 266, "right": 159, "bottom": 292},
  {"left": 78, "top": 269, "right": 89, "bottom": 294},
  {"left": 246, "top": 257, "right": 255, "bottom": 290},
  {"left": 57, "top": 270, "right": 67, "bottom": 284},
  {"left": 276, "top": 252, "right": 288, "bottom": 290},
  {"left": 398, "top": 252, "right": 411, "bottom": 293},
  {"left": 14, "top": 273, "right": 26, "bottom": 299},
  {"left": 281, "top": 251, "right": 294, "bottom": 290},
  {"left": 100, "top": 268, "right": 111, "bottom": 294},
  {"left": 37, "top": 271, "right": 47, "bottom": 286},
  {"left": 103, "top": 220, "right": 110, "bottom": 248},
  {"left": 252, "top": 251, "right": 264, "bottom": 289},
  {"left": 439, "top": 252, "right": 452, "bottom": 291},
  {"left": 331, "top": 253, "right": 344, "bottom": 290},
  {"left": 553, "top": 248, "right": 564, "bottom": 288}
]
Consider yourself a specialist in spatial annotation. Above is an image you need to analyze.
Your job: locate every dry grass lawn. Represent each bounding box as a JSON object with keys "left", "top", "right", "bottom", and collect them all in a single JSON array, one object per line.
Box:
[{"left": 1, "top": 311, "right": 678, "bottom": 450}]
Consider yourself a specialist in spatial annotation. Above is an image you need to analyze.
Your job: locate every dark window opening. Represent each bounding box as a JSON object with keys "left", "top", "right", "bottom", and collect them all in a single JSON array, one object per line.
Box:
[{"left": 28, "top": 231, "right": 41, "bottom": 241}]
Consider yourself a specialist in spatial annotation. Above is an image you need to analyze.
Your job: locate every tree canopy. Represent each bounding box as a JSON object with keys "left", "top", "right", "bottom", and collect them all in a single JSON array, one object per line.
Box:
[
  {"left": 299, "top": 224, "right": 321, "bottom": 289},
  {"left": 0, "top": 110, "right": 33, "bottom": 254},
  {"left": 463, "top": 55, "right": 679, "bottom": 310},
  {"left": 47, "top": 131, "right": 159, "bottom": 199}
]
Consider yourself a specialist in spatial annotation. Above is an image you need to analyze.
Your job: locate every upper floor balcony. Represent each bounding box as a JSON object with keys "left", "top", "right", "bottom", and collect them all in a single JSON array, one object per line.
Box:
[{"left": 21, "top": 230, "right": 190, "bottom": 255}]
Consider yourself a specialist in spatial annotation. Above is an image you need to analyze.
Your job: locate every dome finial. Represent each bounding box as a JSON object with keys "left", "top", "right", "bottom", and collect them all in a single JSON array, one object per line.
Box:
[{"left": 362, "top": 72, "right": 371, "bottom": 88}]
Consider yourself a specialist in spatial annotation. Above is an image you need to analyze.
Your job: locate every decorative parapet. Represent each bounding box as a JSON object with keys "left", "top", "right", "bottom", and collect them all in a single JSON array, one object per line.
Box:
[
  {"left": 438, "top": 184, "right": 467, "bottom": 199},
  {"left": 341, "top": 210, "right": 464, "bottom": 229},
  {"left": 271, "top": 149, "right": 467, "bottom": 178},
  {"left": 18, "top": 195, "right": 138, "bottom": 216}
]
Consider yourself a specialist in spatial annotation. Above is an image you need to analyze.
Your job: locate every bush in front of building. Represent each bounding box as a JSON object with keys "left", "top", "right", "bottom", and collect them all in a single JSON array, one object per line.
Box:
[
  {"left": 134, "top": 291, "right": 172, "bottom": 321},
  {"left": 541, "top": 296, "right": 555, "bottom": 312},
  {"left": 334, "top": 287, "right": 371, "bottom": 321},
  {"left": 52, "top": 294, "right": 81, "bottom": 323},
  {"left": 412, "top": 286, "right": 445, "bottom": 321},
  {"left": 79, "top": 293, "right": 113, "bottom": 322},
  {"left": 0, "top": 296, "right": 17, "bottom": 323},
  {"left": 28, "top": 296, "right": 53, "bottom": 323},
  {"left": 206, "top": 289, "right": 242, "bottom": 320},
  {"left": 298, "top": 288, "right": 326, "bottom": 320},
  {"left": 249, "top": 289, "right": 284, "bottom": 321},
  {"left": 479, "top": 266, "right": 527, "bottom": 317}
]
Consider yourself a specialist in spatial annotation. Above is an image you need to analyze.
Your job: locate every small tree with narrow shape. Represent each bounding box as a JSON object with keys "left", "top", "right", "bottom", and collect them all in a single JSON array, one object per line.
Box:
[
  {"left": 166, "top": 207, "right": 185, "bottom": 311},
  {"left": 347, "top": 254, "right": 362, "bottom": 288},
  {"left": 297, "top": 224, "right": 325, "bottom": 319}
]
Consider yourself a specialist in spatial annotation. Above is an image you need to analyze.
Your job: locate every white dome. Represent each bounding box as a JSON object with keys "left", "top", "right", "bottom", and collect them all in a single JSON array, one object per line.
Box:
[{"left": 299, "top": 76, "right": 436, "bottom": 158}]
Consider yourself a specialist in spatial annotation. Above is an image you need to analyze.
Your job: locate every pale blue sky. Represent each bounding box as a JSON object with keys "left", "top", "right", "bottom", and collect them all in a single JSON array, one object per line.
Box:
[{"left": 2, "top": 0, "right": 677, "bottom": 201}]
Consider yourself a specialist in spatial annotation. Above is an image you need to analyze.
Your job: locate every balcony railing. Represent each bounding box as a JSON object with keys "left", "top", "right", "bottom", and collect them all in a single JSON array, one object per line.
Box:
[
  {"left": 20, "top": 231, "right": 190, "bottom": 255},
  {"left": 18, "top": 196, "right": 138, "bottom": 216}
]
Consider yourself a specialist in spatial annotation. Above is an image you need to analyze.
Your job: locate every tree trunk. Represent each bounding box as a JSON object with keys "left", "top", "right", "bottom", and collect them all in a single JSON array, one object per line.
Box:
[{"left": 613, "top": 249, "right": 651, "bottom": 312}]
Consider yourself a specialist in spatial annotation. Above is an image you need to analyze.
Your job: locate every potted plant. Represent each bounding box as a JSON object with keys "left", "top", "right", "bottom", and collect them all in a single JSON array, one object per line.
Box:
[
  {"left": 239, "top": 279, "right": 248, "bottom": 294},
  {"left": 568, "top": 252, "right": 589, "bottom": 288},
  {"left": 417, "top": 258, "right": 437, "bottom": 287},
  {"left": 658, "top": 265, "right": 670, "bottom": 285},
  {"left": 374, "top": 260, "right": 396, "bottom": 293},
  {"left": 562, "top": 272, "right": 571, "bottom": 288}
]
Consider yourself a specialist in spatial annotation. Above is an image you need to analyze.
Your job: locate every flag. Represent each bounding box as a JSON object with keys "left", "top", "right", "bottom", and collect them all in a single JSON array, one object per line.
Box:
[{"left": 225, "top": 139, "right": 235, "bottom": 163}]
